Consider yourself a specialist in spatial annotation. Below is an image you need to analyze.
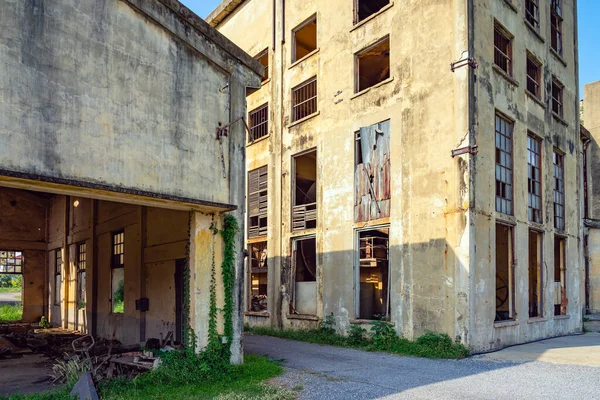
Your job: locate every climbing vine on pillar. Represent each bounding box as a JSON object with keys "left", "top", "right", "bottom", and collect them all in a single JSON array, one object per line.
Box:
[{"left": 220, "top": 214, "right": 238, "bottom": 360}]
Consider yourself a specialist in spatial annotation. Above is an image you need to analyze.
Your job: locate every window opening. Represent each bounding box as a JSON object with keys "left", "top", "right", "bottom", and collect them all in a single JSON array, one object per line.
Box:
[
  {"left": 554, "top": 152, "right": 565, "bottom": 230},
  {"left": 111, "top": 231, "right": 124, "bottom": 314},
  {"left": 552, "top": 79, "right": 564, "bottom": 117},
  {"left": 526, "top": 54, "right": 541, "bottom": 99},
  {"left": 495, "top": 114, "right": 513, "bottom": 215},
  {"left": 355, "top": 120, "right": 391, "bottom": 222},
  {"left": 551, "top": 0, "right": 563, "bottom": 55},
  {"left": 292, "top": 16, "right": 317, "bottom": 62},
  {"left": 528, "top": 230, "right": 543, "bottom": 318},
  {"left": 495, "top": 224, "right": 514, "bottom": 322},
  {"left": 355, "top": 0, "right": 390, "bottom": 23},
  {"left": 356, "top": 37, "right": 390, "bottom": 93},
  {"left": 525, "top": 0, "right": 540, "bottom": 31},
  {"left": 256, "top": 49, "right": 269, "bottom": 83},
  {"left": 293, "top": 151, "right": 317, "bottom": 231},
  {"left": 527, "top": 135, "right": 542, "bottom": 223},
  {"left": 554, "top": 237, "right": 567, "bottom": 316},
  {"left": 0, "top": 251, "right": 23, "bottom": 274},
  {"left": 249, "top": 103, "right": 269, "bottom": 142},
  {"left": 357, "top": 228, "right": 389, "bottom": 320},
  {"left": 494, "top": 23, "right": 513, "bottom": 76},
  {"left": 248, "top": 241, "right": 268, "bottom": 312},
  {"left": 55, "top": 249, "right": 62, "bottom": 306},
  {"left": 77, "top": 243, "right": 86, "bottom": 308},
  {"left": 291, "top": 237, "right": 317, "bottom": 315},
  {"left": 292, "top": 77, "right": 317, "bottom": 122},
  {"left": 248, "top": 166, "right": 268, "bottom": 238}
]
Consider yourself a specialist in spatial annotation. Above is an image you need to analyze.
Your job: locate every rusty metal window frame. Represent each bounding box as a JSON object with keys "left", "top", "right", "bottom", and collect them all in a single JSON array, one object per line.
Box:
[
  {"left": 77, "top": 242, "right": 87, "bottom": 306},
  {"left": 0, "top": 250, "right": 23, "bottom": 274},
  {"left": 494, "top": 22, "right": 513, "bottom": 76},
  {"left": 552, "top": 78, "right": 564, "bottom": 117},
  {"left": 528, "top": 134, "right": 543, "bottom": 223},
  {"left": 551, "top": 0, "right": 563, "bottom": 55},
  {"left": 495, "top": 113, "right": 514, "bottom": 215},
  {"left": 249, "top": 103, "right": 269, "bottom": 142},
  {"left": 248, "top": 166, "right": 268, "bottom": 239},
  {"left": 525, "top": 0, "right": 540, "bottom": 31},
  {"left": 292, "top": 149, "right": 317, "bottom": 232},
  {"left": 355, "top": 36, "right": 390, "bottom": 93},
  {"left": 291, "top": 77, "right": 318, "bottom": 122},
  {"left": 526, "top": 52, "right": 542, "bottom": 99},
  {"left": 55, "top": 249, "right": 62, "bottom": 306},
  {"left": 248, "top": 240, "right": 268, "bottom": 312},
  {"left": 553, "top": 151, "right": 565, "bottom": 231}
]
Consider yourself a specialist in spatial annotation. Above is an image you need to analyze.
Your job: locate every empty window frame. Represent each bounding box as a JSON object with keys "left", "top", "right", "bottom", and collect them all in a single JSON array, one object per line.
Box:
[
  {"left": 494, "top": 23, "right": 513, "bottom": 76},
  {"left": 525, "top": 0, "right": 540, "bottom": 31},
  {"left": 551, "top": 0, "right": 563, "bottom": 55},
  {"left": 55, "top": 249, "right": 62, "bottom": 306},
  {"left": 495, "top": 113, "right": 514, "bottom": 215},
  {"left": 552, "top": 78, "right": 564, "bottom": 118},
  {"left": 528, "top": 230, "right": 543, "bottom": 318},
  {"left": 355, "top": 120, "right": 391, "bottom": 222},
  {"left": 554, "top": 236, "right": 567, "bottom": 316},
  {"left": 355, "top": 0, "right": 390, "bottom": 23},
  {"left": 249, "top": 103, "right": 269, "bottom": 142},
  {"left": 293, "top": 151, "right": 317, "bottom": 231},
  {"left": 248, "top": 166, "right": 268, "bottom": 239},
  {"left": 357, "top": 228, "right": 390, "bottom": 320},
  {"left": 527, "top": 135, "right": 542, "bottom": 223},
  {"left": 77, "top": 242, "right": 86, "bottom": 308},
  {"left": 291, "top": 237, "right": 317, "bottom": 315},
  {"left": 554, "top": 151, "right": 566, "bottom": 230},
  {"left": 526, "top": 53, "right": 542, "bottom": 99},
  {"left": 292, "top": 16, "right": 317, "bottom": 62},
  {"left": 292, "top": 77, "right": 317, "bottom": 122},
  {"left": 0, "top": 251, "right": 23, "bottom": 274},
  {"left": 355, "top": 37, "right": 390, "bottom": 93},
  {"left": 248, "top": 241, "right": 268, "bottom": 312},
  {"left": 495, "top": 224, "right": 515, "bottom": 322},
  {"left": 111, "top": 231, "right": 124, "bottom": 314},
  {"left": 256, "top": 49, "right": 269, "bottom": 83}
]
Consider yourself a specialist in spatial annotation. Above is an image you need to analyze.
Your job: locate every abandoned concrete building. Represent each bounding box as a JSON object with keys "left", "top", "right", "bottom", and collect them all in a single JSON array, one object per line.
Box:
[
  {"left": 208, "top": 0, "right": 583, "bottom": 352},
  {"left": 0, "top": 0, "right": 262, "bottom": 362},
  {"left": 582, "top": 80, "right": 600, "bottom": 315}
]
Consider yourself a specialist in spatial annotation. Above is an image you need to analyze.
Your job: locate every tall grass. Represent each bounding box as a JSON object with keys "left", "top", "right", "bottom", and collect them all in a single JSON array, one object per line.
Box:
[{"left": 0, "top": 304, "right": 22, "bottom": 322}]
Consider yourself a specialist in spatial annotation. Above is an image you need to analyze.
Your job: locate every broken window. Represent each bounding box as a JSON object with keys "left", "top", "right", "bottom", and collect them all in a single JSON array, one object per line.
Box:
[
  {"left": 291, "top": 237, "right": 317, "bottom": 315},
  {"left": 248, "top": 166, "right": 268, "bottom": 239},
  {"left": 526, "top": 53, "right": 541, "bottom": 99},
  {"left": 77, "top": 242, "right": 86, "bottom": 308},
  {"left": 0, "top": 250, "right": 23, "bottom": 274},
  {"left": 256, "top": 49, "right": 269, "bottom": 83},
  {"left": 551, "top": 0, "right": 563, "bottom": 55},
  {"left": 552, "top": 78, "right": 564, "bottom": 118},
  {"left": 55, "top": 249, "right": 62, "bottom": 306},
  {"left": 355, "top": 0, "right": 390, "bottom": 24},
  {"left": 355, "top": 37, "right": 390, "bottom": 93},
  {"left": 249, "top": 103, "right": 269, "bottom": 142},
  {"left": 355, "top": 120, "right": 391, "bottom": 222},
  {"left": 293, "top": 151, "right": 317, "bottom": 231},
  {"left": 495, "top": 224, "right": 514, "bottom": 322},
  {"left": 554, "top": 236, "right": 567, "bottom": 316},
  {"left": 292, "top": 77, "right": 317, "bottom": 122},
  {"left": 494, "top": 23, "right": 513, "bottom": 76},
  {"left": 554, "top": 151, "right": 565, "bottom": 230},
  {"left": 525, "top": 0, "right": 540, "bottom": 31},
  {"left": 357, "top": 228, "right": 389, "bottom": 320},
  {"left": 292, "top": 16, "right": 317, "bottom": 62},
  {"left": 495, "top": 113, "right": 513, "bottom": 215},
  {"left": 528, "top": 230, "right": 543, "bottom": 318},
  {"left": 111, "top": 231, "right": 124, "bottom": 314},
  {"left": 248, "top": 241, "right": 268, "bottom": 312},
  {"left": 527, "top": 135, "right": 542, "bottom": 223}
]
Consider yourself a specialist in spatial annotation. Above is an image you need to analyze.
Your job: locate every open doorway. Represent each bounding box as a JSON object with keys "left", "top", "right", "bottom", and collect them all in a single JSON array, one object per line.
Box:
[
  {"left": 293, "top": 150, "right": 317, "bottom": 231},
  {"left": 291, "top": 237, "right": 317, "bottom": 315},
  {"left": 356, "top": 228, "right": 389, "bottom": 320},
  {"left": 495, "top": 224, "right": 514, "bottom": 322},
  {"left": 0, "top": 251, "right": 23, "bottom": 322}
]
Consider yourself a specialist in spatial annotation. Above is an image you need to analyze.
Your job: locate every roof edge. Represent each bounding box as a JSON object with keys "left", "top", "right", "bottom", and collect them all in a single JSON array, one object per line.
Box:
[{"left": 206, "top": 0, "right": 246, "bottom": 27}]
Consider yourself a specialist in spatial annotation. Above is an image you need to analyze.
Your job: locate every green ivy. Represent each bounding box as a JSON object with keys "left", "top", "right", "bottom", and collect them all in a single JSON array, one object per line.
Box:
[{"left": 220, "top": 214, "right": 238, "bottom": 361}]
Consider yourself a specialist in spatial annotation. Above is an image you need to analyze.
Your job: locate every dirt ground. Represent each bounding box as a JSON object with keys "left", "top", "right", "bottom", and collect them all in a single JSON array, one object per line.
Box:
[{"left": 0, "top": 354, "right": 54, "bottom": 396}]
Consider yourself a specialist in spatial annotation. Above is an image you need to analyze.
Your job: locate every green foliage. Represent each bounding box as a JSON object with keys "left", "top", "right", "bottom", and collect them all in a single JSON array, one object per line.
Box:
[
  {"left": 0, "top": 388, "right": 73, "bottom": 400},
  {"left": 0, "top": 274, "right": 21, "bottom": 288},
  {"left": 220, "top": 214, "right": 238, "bottom": 360},
  {"left": 112, "top": 280, "right": 124, "bottom": 313},
  {"left": 370, "top": 319, "right": 396, "bottom": 348},
  {"left": 348, "top": 324, "right": 367, "bottom": 345},
  {"left": 50, "top": 357, "right": 91, "bottom": 387},
  {"left": 0, "top": 304, "right": 22, "bottom": 322},
  {"left": 39, "top": 316, "right": 51, "bottom": 329},
  {"left": 320, "top": 313, "right": 336, "bottom": 335}
]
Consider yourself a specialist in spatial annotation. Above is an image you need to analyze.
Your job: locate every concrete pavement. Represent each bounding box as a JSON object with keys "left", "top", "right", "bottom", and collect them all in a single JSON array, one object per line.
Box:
[
  {"left": 0, "top": 291, "right": 21, "bottom": 306},
  {"left": 245, "top": 334, "right": 600, "bottom": 400}
]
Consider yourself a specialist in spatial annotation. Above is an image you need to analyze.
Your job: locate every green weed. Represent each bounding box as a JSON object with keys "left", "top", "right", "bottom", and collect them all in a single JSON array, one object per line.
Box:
[{"left": 0, "top": 304, "right": 22, "bottom": 322}]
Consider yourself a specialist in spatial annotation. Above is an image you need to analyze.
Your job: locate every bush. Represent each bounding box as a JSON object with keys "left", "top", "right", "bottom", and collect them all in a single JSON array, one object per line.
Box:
[
  {"left": 348, "top": 324, "right": 368, "bottom": 346},
  {"left": 370, "top": 319, "right": 396, "bottom": 348},
  {"left": 320, "top": 313, "right": 336, "bottom": 335}
]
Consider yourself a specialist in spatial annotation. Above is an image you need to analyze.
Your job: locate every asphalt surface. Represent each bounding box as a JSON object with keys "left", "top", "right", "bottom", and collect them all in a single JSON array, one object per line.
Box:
[
  {"left": 0, "top": 291, "right": 21, "bottom": 306},
  {"left": 245, "top": 334, "right": 600, "bottom": 400}
]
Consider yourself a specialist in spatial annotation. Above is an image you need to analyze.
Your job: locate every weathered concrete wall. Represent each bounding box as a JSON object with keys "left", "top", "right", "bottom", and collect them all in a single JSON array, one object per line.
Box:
[
  {"left": 470, "top": 0, "right": 582, "bottom": 351},
  {"left": 1, "top": 0, "right": 260, "bottom": 208}
]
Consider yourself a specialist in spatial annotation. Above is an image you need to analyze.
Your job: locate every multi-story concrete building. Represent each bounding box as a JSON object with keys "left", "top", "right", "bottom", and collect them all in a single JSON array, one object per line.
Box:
[
  {"left": 1, "top": 0, "right": 262, "bottom": 363},
  {"left": 208, "top": 0, "right": 582, "bottom": 352}
]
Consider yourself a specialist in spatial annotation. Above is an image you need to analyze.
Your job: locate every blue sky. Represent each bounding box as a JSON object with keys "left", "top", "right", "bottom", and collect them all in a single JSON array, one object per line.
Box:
[{"left": 183, "top": 0, "right": 599, "bottom": 98}]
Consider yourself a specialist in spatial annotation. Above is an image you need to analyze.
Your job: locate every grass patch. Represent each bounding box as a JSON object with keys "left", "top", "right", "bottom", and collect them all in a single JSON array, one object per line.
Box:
[
  {"left": 0, "top": 354, "right": 291, "bottom": 400},
  {"left": 0, "top": 287, "right": 21, "bottom": 293},
  {"left": 584, "top": 317, "right": 591, "bottom": 323},
  {"left": 0, "top": 304, "right": 22, "bottom": 322},
  {"left": 246, "top": 321, "right": 469, "bottom": 360}
]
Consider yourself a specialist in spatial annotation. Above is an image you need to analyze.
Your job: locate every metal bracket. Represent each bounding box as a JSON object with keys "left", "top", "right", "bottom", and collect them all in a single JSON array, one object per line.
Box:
[
  {"left": 450, "top": 57, "right": 478, "bottom": 72},
  {"left": 451, "top": 145, "right": 478, "bottom": 158}
]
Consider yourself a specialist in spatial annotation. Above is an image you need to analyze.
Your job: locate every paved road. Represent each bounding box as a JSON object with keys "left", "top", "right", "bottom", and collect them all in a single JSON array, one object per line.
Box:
[
  {"left": 245, "top": 334, "right": 600, "bottom": 400},
  {"left": 0, "top": 291, "right": 21, "bottom": 306}
]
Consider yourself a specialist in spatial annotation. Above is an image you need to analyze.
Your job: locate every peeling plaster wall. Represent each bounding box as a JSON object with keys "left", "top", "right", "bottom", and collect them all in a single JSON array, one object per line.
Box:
[{"left": 470, "top": 0, "right": 582, "bottom": 352}]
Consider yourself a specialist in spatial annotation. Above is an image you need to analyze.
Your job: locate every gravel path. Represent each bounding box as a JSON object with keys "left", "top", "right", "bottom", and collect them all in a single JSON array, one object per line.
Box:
[{"left": 245, "top": 334, "right": 600, "bottom": 400}]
